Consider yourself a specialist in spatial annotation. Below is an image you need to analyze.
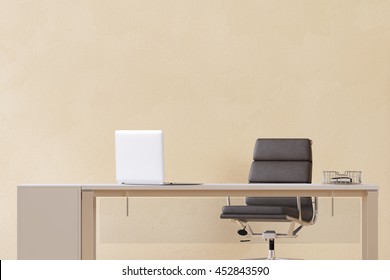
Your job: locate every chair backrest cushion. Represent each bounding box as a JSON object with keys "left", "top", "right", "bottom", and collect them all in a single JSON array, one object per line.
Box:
[
  {"left": 253, "top": 138, "right": 312, "bottom": 161},
  {"left": 249, "top": 161, "right": 312, "bottom": 183},
  {"left": 248, "top": 138, "right": 312, "bottom": 183},
  {"left": 247, "top": 138, "right": 313, "bottom": 208}
]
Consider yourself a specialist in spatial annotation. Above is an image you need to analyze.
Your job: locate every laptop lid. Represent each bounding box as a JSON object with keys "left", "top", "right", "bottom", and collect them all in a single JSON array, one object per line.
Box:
[{"left": 115, "top": 130, "right": 164, "bottom": 184}]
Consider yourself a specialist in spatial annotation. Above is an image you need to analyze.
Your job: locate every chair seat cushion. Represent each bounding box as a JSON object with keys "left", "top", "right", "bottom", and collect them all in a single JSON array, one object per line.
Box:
[{"left": 220, "top": 205, "right": 313, "bottom": 222}]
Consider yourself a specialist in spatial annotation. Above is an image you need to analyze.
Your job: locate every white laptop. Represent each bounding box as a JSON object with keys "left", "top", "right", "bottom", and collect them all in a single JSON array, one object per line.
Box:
[
  {"left": 115, "top": 130, "right": 200, "bottom": 185},
  {"left": 115, "top": 130, "right": 164, "bottom": 184}
]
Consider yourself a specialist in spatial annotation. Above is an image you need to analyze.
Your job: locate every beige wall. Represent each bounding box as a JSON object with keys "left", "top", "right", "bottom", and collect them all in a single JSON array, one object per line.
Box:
[{"left": 1, "top": 0, "right": 390, "bottom": 259}]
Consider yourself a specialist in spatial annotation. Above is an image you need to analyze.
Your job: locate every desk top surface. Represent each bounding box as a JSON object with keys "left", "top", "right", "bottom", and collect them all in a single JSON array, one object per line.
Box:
[{"left": 18, "top": 183, "right": 379, "bottom": 191}]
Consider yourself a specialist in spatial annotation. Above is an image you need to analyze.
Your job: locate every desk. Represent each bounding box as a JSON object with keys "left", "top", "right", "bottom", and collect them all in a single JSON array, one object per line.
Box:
[{"left": 17, "top": 183, "right": 378, "bottom": 260}]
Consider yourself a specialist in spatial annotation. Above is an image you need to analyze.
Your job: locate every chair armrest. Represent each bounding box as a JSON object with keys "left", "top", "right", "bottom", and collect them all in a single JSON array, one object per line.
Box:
[
  {"left": 226, "top": 197, "right": 231, "bottom": 206},
  {"left": 296, "top": 196, "right": 318, "bottom": 225},
  {"left": 296, "top": 197, "right": 302, "bottom": 222}
]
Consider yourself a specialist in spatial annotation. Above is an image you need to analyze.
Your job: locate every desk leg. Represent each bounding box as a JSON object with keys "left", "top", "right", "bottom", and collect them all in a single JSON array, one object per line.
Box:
[
  {"left": 362, "top": 191, "right": 378, "bottom": 260},
  {"left": 82, "top": 191, "right": 96, "bottom": 260}
]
